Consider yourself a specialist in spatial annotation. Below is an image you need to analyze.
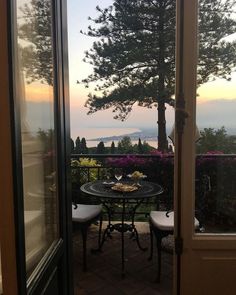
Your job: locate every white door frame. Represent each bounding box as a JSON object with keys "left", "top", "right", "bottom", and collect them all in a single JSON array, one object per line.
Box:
[
  {"left": 174, "top": 0, "right": 198, "bottom": 293},
  {"left": 175, "top": 0, "right": 236, "bottom": 294}
]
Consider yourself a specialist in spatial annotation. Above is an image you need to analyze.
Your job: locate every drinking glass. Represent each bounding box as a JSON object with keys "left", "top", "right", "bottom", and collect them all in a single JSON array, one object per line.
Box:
[
  {"left": 114, "top": 168, "right": 123, "bottom": 182},
  {"left": 105, "top": 169, "right": 111, "bottom": 180}
]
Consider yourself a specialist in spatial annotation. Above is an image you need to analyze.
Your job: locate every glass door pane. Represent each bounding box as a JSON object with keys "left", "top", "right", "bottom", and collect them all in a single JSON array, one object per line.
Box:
[
  {"left": 15, "top": 0, "right": 59, "bottom": 277},
  {"left": 196, "top": 0, "right": 236, "bottom": 233}
]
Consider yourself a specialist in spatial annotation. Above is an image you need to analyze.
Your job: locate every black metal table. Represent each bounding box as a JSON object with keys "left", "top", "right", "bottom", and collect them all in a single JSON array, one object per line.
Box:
[{"left": 80, "top": 180, "right": 163, "bottom": 276}]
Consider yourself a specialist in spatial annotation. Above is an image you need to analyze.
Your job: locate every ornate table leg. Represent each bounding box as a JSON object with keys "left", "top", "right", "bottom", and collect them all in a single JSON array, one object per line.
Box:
[
  {"left": 92, "top": 197, "right": 147, "bottom": 273},
  {"left": 91, "top": 201, "right": 114, "bottom": 252},
  {"left": 121, "top": 197, "right": 125, "bottom": 277},
  {"left": 129, "top": 199, "right": 147, "bottom": 251}
]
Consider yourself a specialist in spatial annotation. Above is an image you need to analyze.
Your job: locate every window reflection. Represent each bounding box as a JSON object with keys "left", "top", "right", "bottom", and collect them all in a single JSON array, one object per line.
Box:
[{"left": 16, "top": 0, "right": 59, "bottom": 277}]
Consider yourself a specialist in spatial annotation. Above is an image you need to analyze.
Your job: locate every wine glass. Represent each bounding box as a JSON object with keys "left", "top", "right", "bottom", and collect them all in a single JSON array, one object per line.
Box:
[
  {"left": 105, "top": 169, "right": 111, "bottom": 180},
  {"left": 114, "top": 168, "right": 123, "bottom": 182}
]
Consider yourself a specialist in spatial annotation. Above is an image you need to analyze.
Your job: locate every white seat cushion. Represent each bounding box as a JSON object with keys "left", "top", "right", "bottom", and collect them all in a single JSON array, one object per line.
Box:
[
  {"left": 150, "top": 211, "right": 199, "bottom": 231},
  {"left": 72, "top": 204, "right": 102, "bottom": 223}
]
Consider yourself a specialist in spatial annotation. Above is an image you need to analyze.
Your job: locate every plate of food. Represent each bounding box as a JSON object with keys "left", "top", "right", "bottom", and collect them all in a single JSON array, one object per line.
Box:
[
  {"left": 111, "top": 183, "right": 138, "bottom": 192},
  {"left": 127, "top": 171, "right": 147, "bottom": 180}
]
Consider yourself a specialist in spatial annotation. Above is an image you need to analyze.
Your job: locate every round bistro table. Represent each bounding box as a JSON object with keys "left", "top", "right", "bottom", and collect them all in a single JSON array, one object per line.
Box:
[{"left": 80, "top": 180, "right": 163, "bottom": 276}]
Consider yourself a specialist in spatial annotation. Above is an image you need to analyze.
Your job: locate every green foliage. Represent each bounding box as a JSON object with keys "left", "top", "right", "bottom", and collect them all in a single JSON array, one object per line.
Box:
[
  {"left": 117, "top": 136, "right": 133, "bottom": 154},
  {"left": 196, "top": 127, "right": 236, "bottom": 154},
  {"left": 142, "top": 141, "right": 155, "bottom": 153},
  {"left": 71, "top": 158, "right": 101, "bottom": 185},
  {"left": 133, "top": 140, "right": 154, "bottom": 154}
]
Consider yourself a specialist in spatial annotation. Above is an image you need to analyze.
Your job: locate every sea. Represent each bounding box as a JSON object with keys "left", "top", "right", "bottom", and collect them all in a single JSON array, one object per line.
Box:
[
  {"left": 71, "top": 126, "right": 236, "bottom": 149},
  {"left": 71, "top": 127, "right": 159, "bottom": 148}
]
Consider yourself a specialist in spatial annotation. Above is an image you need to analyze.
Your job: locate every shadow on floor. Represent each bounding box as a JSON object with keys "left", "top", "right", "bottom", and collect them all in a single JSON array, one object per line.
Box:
[{"left": 73, "top": 222, "right": 173, "bottom": 295}]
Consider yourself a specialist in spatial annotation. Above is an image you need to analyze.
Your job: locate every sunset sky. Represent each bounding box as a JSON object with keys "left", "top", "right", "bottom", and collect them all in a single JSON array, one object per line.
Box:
[{"left": 66, "top": 0, "right": 236, "bottom": 139}]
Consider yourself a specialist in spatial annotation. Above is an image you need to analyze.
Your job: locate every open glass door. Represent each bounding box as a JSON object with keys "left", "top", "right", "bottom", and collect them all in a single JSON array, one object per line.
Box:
[
  {"left": 175, "top": 0, "right": 236, "bottom": 294},
  {"left": 0, "top": 0, "right": 72, "bottom": 294}
]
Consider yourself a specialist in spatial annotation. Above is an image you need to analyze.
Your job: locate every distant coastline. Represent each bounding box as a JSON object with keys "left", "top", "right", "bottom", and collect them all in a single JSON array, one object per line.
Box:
[
  {"left": 72, "top": 127, "right": 161, "bottom": 148},
  {"left": 88, "top": 129, "right": 160, "bottom": 143},
  {"left": 72, "top": 127, "right": 175, "bottom": 148},
  {"left": 72, "top": 126, "right": 236, "bottom": 148}
]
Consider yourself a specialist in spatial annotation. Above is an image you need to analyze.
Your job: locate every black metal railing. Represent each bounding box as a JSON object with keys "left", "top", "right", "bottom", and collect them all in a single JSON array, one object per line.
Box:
[
  {"left": 71, "top": 154, "right": 174, "bottom": 220},
  {"left": 71, "top": 153, "right": 236, "bottom": 229}
]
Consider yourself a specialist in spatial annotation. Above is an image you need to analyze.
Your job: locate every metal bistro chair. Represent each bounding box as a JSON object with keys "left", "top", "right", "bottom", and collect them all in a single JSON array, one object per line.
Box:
[
  {"left": 149, "top": 175, "right": 211, "bottom": 282},
  {"left": 72, "top": 203, "right": 103, "bottom": 271}
]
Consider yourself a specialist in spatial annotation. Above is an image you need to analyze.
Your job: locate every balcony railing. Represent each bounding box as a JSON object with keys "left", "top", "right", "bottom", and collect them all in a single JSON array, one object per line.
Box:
[{"left": 71, "top": 153, "right": 236, "bottom": 231}]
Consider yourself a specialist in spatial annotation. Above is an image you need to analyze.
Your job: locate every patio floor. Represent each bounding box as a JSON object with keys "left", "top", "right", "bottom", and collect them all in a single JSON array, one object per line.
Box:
[{"left": 73, "top": 222, "right": 173, "bottom": 295}]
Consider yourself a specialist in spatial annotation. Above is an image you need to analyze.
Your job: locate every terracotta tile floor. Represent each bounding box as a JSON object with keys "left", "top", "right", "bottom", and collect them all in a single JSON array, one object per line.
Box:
[{"left": 73, "top": 222, "right": 173, "bottom": 295}]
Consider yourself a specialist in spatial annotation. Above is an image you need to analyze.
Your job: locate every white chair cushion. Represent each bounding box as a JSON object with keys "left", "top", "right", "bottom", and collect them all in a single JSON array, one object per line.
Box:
[
  {"left": 150, "top": 211, "right": 199, "bottom": 231},
  {"left": 72, "top": 204, "right": 102, "bottom": 223}
]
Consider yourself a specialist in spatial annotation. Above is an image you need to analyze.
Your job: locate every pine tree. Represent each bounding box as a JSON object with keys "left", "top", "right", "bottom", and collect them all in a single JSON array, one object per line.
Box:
[
  {"left": 96, "top": 141, "right": 106, "bottom": 154},
  {"left": 75, "top": 136, "right": 81, "bottom": 154},
  {"left": 71, "top": 138, "right": 75, "bottom": 153},
  {"left": 80, "top": 0, "right": 236, "bottom": 151},
  {"left": 80, "top": 137, "right": 88, "bottom": 154},
  {"left": 137, "top": 138, "right": 143, "bottom": 154},
  {"left": 110, "top": 141, "right": 115, "bottom": 154}
]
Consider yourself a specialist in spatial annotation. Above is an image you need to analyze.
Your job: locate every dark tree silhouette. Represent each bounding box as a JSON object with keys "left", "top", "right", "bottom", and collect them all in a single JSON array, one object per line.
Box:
[
  {"left": 71, "top": 138, "right": 75, "bottom": 153},
  {"left": 80, "top": 0, "right": 236, "bottom": 151},
  {"left": 196, "top": 127, "right": 236, "bottom": 154},
  {"left": 96, "top": 141, "right": 106, "bottom": 154},
  {"left": 110, "top": 141, "right": 116, "bottom": 154},
  {"left": 75, "top": 136, "right": 81, "bottom": 153},
  {"left": 18, "top": 0, "right": 53, "bottom": 85},
  {"left": 137, "top": 138, "right": 143, "bottom": 154},
  {"left": 80, "top": 137, "right": 88, "bottom": 154}
]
